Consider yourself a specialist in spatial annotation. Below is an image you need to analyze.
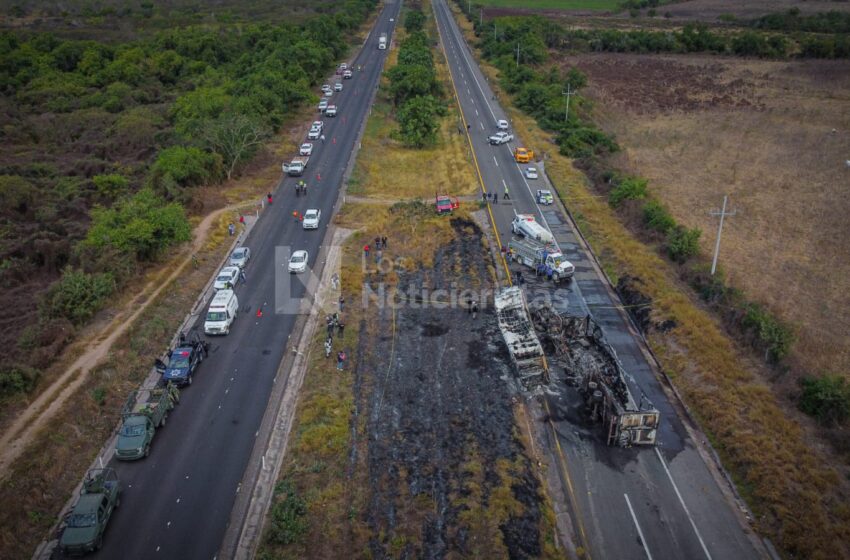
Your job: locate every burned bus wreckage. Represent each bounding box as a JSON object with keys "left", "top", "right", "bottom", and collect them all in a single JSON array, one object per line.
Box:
[{"left": 494, "top": 287, "right": 659, "bottom": 447}]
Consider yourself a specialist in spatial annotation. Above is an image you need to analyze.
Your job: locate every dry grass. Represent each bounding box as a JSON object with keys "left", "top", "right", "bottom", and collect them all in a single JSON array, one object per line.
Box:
[{"left": 574, "top": 53, "right": 850, "bottom": 383}]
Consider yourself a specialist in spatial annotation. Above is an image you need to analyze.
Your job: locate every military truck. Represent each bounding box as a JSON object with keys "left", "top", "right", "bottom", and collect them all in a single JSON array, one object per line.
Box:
[
  {"left": 59, "top": 469, "right": 121, "bottom": 555},
  {"left": 114, "top": 381, "right": 179, "bottom": 460}
]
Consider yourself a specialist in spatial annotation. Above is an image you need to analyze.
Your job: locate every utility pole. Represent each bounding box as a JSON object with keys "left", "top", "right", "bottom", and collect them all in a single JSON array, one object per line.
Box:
[
  {"left": 494, "top": 23, "right": 497, "bottom": 40},
  {"left": 562, "top": 84, "right": 574, "bottom": 123},
  {"left": 479, "top": 8, "right": 483, "bottom": 25},
  {"left": 516, "top": 43, "right": 520, "bottom": 68},
  {"left": 709, "top": 195, "right": 737, "bottom": 276},
  {"left": 467, "top": 0, "right": 471, "bottom": 14}
]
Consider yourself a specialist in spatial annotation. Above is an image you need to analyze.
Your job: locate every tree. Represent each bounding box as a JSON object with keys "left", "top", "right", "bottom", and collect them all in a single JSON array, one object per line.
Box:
[
  {"left": 405, "top": 10, "right": 426, "bottom": 33},
  {"left": 42, "top": 267, "right": 116, "bottom": 324},
  {"left": 201, "top": 114, "right": 271, "bottom": 180},
  {"left": 151, "top": 145, "right": 220, "bottom": 188},
  {"left": 397, "top": 95, "right": 446, "bottom": 148},
  {"left": 388, "top": 64, "right": 437, "bottom": 105},
  {"left": 93, "top": 174, "right": 129, "bottom": 199}
]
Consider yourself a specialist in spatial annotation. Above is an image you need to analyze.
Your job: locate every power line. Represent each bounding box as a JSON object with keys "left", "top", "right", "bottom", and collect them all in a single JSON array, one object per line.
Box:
[{"left": 563, "top": 84, "right": 575, "bottom": 123}]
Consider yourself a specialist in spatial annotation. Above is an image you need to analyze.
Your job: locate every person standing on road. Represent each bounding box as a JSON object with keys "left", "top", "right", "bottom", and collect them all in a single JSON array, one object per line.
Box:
[
  {"left": 482, "top": 192, "right": 487, "bottom": 203},
  {"left": 325, "top": 338, "right": 332, "bottom": 358},
  {"left": 471, "top": 301, "right": 479, "bottom": 319},
  {"left": 374, "top": 236, "right": 381, "bottom": 250},
  {"left": 466, "top": 297, "right": 473, "bottom": 315},
  {"left": 239, "top": 268, "right": 247, "bottom": 283},
  {"left": 504, "top": 185, "right": 510, "bottom": 200},
  {"left": 493, "top": 192, "right": 498, "bottom": 204},
  {"left": 337, "top": 350, "right": 346, "bottom": 370},
  {"left": 364, "top": 244, "right": 370, "bottom": 259},
  {"left": 337, "top": 316, "right": 345, "bottom": 336},
  {"left": 228, "top": 223, "right": 235, "bottom": 236},
  {"left": 320, "top": 134, "right": 326, "bottom": 144}
]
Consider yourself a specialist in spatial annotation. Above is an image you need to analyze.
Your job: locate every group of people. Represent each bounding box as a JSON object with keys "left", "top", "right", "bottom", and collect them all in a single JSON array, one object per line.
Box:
[
  {"left": 363, "top": 235, "right": 388, "bottom": 262},
  {"left": 482, "top": 191, "right": 500, "bottom": 204},
  {"left": 324, "top": 312, "right": 347, "bottom": 370}
]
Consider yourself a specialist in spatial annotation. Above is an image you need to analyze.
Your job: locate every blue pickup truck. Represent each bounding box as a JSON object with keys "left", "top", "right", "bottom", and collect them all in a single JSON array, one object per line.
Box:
[{"left": 157, "top": 335, "right": 209, "bottom": 387}]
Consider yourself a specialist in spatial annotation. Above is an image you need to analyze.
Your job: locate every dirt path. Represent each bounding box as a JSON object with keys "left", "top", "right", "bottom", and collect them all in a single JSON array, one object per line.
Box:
[{"left": 0, "top": 204, "right": 242, "bottom": 480}]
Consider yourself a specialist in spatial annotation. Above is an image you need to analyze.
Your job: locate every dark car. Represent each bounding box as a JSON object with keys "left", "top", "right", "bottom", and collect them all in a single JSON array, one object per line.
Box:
[{"left": 159, "top": 336, "right": 208, "bottom": 387}]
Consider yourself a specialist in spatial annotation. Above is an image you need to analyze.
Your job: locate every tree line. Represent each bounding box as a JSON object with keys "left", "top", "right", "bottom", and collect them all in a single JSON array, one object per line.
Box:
[
  {"left": 0, "top": 0, "right": 378, "bottom": 397},
  {"left": 385, "top": 8, "right": 447, "bottom": 148}
]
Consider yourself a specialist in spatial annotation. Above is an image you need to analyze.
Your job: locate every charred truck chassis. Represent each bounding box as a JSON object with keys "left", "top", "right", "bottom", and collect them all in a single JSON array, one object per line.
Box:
[
  {"left": 494, "top": 287, "right": 548, "bottom": 390},
  {"left": 532, "top": 306, "right": 660, "bottom": 447}
]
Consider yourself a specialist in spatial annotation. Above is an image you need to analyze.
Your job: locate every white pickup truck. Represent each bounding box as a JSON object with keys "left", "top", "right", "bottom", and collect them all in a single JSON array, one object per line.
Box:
[
  {"left": 511, "top": 213, "right": 555, "bottom": 244},
  {"left": 282, "top": 156, "right": 309, "bottom": 176},
  {"left": 488, "top": 131, "right": 514, "bottom": 145}
]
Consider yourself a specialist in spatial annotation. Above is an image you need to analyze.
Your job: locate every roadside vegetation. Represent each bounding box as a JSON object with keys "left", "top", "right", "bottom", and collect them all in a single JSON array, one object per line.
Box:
[
  {"left": 259, "top": 3, "right": 560, "bottom": 558},
  {"left": 450, "top": 2, "right": 850, "bottom": 558},
  {"left": 0, "top": 0, "right": 377, "bottom": 406}
]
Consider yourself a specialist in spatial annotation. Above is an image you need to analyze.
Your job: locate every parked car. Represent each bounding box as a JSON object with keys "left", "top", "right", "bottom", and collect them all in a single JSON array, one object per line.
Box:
[
  {"left": 229, "top": 247, "right": 251, "bottom": 268},
  {"left": 497, "top": 119, "right": 509, "bottom": 130},
  {"left": 525, "top": 167, "right": 539, "bottom": 180},
  {"left": 288, "top": 250, "right": 309, "bottom": 273},
  {"left": 312, "top": 120, "right": 324, "bottom": 131},
  {"left": 321, "top": 84, "right": 332, "bottom": 93},
  {"left": 214, "top": 266, "right": 240, "bottom": 290},
  {"left": 326, "top": 105, "right": 337, "bottom": 117},
  {"left": 536, "top": 189, "right": 554, "bottom": 205},
  {"left": 343, "top": 70, "right": 353, "bottom": 79},
  {"left": 323, "top": 89, "right": 333, "bottom": 98},
  {"left": 58, "top": 469, "right": 121, "bottom": 555},
  {"left": 488, "top": 131, "right": 514, "bottom": 145},
  {"left": 302, "top": 209, "right": 321, "bottom": 230},
  {"left": 160, "top": 336, "right": 208, "bottom": 387},
  {"left": 334, "top": 82, "right": 343, "bottom": 92},
  {"left": 318, "top": 99, "right": 328, "bottom": 112},
  {"left": 300, "top": 143, "right": 314, "bottom": 156},
  {"left": 308, "top": 127, "right": 321, "bottom": 140}
]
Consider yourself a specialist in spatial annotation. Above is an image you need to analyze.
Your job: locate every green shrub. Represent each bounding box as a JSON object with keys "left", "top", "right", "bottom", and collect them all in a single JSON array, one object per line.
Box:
[
  {"left": 642, "top": 199, "right": 676, "bottom": 234},
  {"left": 666, "top": 225, "right": 701, "bottom": 263},
  {"left": 93, "top": 174, "right": 129, "bottom": 199},
  {"left": 0, "top": 364, "right": 40, "bottom": 397},
  {"left": 609, "top": 176, "right": 648, "bottom": 207},
  {"left": 799, "top": 375, "right": 850, "bottom": 426},
  {"left": 84, "top": 188, "right": 191, "bottom": 261},
  {"left": 404, "top": 9, "right": 426, "bottom": 32},
  {"left": 151, "top": 145, "right": 220, "bottom": 188},
  {"left": 267, "top": 479, "right": 307, "bottom": 545},
  {"left": 42, "top": 267, "right": 116, "bottom": 324},
  {"left": 741, "top": 303, "right": 794, "bottom": 363}
]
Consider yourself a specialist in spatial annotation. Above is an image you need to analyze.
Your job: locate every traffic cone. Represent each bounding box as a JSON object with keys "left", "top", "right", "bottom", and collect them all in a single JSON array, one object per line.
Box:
[
  {"left": 332, "top": 137, "right": 336, "bottom": 144},
  {"left": 317, "top": 173, "right": 321, "bottom": 181},
  {"left": 256, "top": 308, "right": 263, "bottom": 318}
]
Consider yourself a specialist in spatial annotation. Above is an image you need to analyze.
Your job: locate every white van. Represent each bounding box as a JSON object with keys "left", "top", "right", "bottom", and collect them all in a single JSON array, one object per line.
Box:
[{"left": 204, "top": 289, "right": 238, "bottom": 335}]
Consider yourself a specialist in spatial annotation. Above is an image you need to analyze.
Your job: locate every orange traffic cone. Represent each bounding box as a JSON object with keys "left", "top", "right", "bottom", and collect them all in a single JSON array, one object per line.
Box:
[{"left": 256, "top": 308, "right": 263, "bottom": 318}]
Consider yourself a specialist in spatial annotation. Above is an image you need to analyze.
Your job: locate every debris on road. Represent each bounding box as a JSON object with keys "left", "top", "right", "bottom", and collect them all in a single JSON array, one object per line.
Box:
[{"left": 532, "top": 306, "right": 660, "bottom": 447}]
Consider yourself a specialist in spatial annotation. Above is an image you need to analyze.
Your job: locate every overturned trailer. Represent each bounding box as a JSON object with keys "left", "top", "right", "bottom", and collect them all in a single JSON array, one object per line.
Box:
[
  {"left": 532, "top": 307, "right": 660, "bottom": 447},
  {"left": 494, "top": 287, "right": 548, "bottom": 390}
]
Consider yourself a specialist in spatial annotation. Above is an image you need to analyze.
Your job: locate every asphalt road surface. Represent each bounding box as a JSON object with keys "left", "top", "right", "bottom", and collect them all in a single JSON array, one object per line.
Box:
[
  {"left": 74, "top": 4, "right": 402, "bottom": 559},
  {"left": 431, "top": 1, "right": 763, "bottom": 559}
]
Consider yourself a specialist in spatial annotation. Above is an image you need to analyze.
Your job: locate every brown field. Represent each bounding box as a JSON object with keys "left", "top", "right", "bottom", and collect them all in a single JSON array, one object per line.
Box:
[{"left": 572, "top": 52, "right": 850, "bottom": 380}]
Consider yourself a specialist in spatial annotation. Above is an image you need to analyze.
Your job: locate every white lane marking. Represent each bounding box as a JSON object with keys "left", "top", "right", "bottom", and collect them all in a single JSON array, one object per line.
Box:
[
  {"left": 624, "top": 493, "right": 653, "bottom": 560},
  {"left": 502, "top": 179, "right": 508, "bottom": 190},
  {"left": 480, "top": 122, "right": 484, "bottom": 130},
  {"left": 493, "top": 156, "right": 499, "bottom": 167},
  {"left": 475, "top": 109, "right": 479, "bottom": 116},
  {"left": 655, "top": 447, "right": 713, "bottom": 560}
]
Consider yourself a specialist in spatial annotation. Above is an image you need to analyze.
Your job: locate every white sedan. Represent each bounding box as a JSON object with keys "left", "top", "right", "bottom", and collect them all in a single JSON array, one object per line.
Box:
[
  {"left": 334, "top": 82, "right": 343, "bottom": 92},
  {"left": 300, "top": 143, "right": 314, "bottom": 156},
  {"left": 307, "top": 127, "right": 320, "bottom": 140},
  {"left": 497, "top": 119, "right": 509, "bottom": 130},
  {"left": 318, "top": 99, "right": 328, "bottom": 112},
  {"left": 302, "top": 209, "right": 321, "bottom": 230},
  {"left": 214, "top": 266, "right": 240, "bottom": 290},
  {"left": 229, "top": 247, "right": 250, "bottom": 268},
  {"left": 525, "top": 167, "right": 538, "bottom": 180},
  {"left": 288, "top": 250, "right": 309, "bottom": 273}
]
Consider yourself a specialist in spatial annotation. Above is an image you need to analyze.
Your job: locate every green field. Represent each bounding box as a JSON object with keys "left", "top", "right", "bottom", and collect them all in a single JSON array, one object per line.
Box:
[{"left": 475, "top": 0, "right": 620, "bottom": 11}]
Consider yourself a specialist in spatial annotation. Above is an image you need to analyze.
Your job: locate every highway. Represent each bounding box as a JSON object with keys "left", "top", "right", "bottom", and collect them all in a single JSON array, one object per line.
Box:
[
  {"left": 74, "top": 3, "right": 402, "bottom": 559},
  {"left": 431, "top": 1, "right": 763, "bottom": 559}
]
